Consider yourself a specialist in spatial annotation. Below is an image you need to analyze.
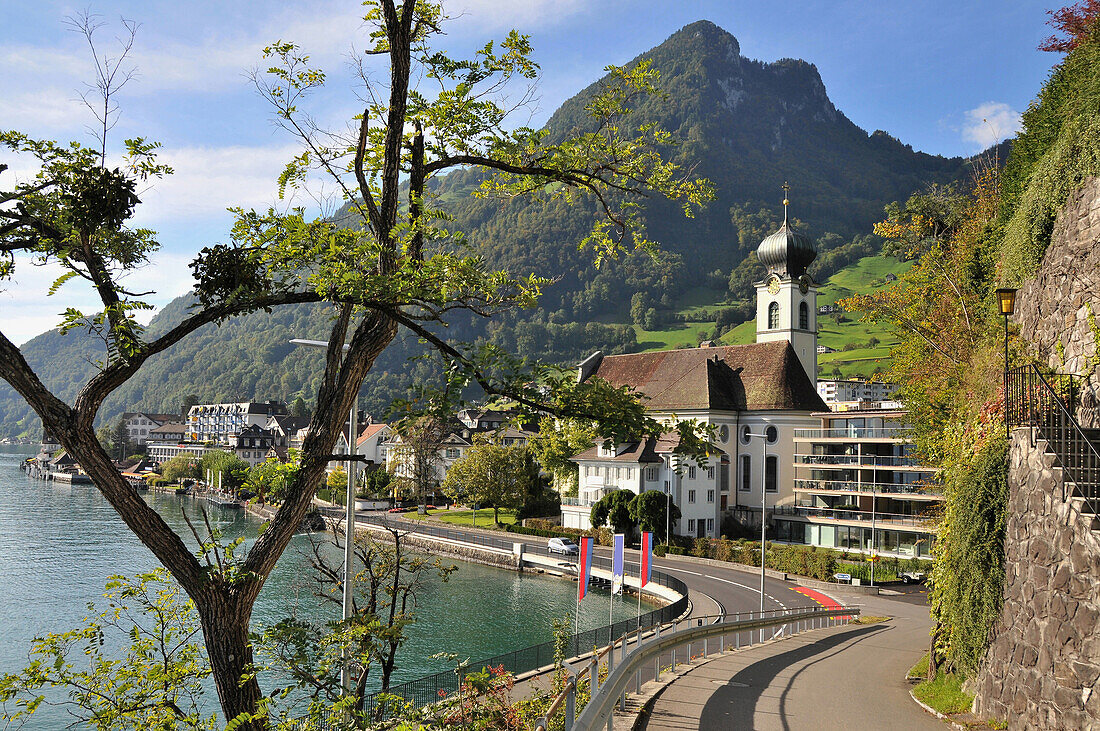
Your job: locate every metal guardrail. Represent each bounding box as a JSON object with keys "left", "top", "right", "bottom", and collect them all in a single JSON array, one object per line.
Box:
[
  {"left": 792, "top": 479, "right": 940, "bottom": 496},
  {"left": 536, "top": 606, "right": 860, "bottom": 731},
  {"left": 792, "top": 453, "right": 928, "bottom": 468},
  {"left": 792, "top": 427, "right": 903, "bottom": 440},
  {"left": 1006, "top": 364, "right": 1099, "bottom": 521},
  {"left": 353, "top": 515, "right": 689, "bottom": 719}
]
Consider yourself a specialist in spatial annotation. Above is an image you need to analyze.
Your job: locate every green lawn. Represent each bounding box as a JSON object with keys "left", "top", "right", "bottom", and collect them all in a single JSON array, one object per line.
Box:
[
  {"left": 609, "top": 254, "right": 912, "bottom": 380},
  {"left": 407, "top": 507, "right": 519, "bottom": 528},
  {"left": 633, "top": 321, "right": 714, "bottom": 352}
]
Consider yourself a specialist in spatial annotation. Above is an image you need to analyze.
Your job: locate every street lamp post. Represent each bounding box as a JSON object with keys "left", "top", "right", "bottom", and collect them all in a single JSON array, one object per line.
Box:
[
  {"left": 665, "top": 487, "right": 671, "bottom": 546},
  {"left": 743, "top": 428, "right": 771, "bottom": 630},
  {"left": 290, "top": 338, "right": 357, "bottom": 691},
  {"left": 995, "top": 288, "right": 1018, "bottom": 437}
]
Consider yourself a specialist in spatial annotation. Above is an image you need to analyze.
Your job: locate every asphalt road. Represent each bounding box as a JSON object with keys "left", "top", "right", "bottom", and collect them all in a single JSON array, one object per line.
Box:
[{"left": 353, "top": 512, "right": 937, "bottom": 729}]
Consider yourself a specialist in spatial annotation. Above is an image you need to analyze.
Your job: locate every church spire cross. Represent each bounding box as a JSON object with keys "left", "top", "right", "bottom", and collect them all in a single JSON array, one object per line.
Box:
[{"left": 782, "top": 181, "right": 790, "bottom": 225}]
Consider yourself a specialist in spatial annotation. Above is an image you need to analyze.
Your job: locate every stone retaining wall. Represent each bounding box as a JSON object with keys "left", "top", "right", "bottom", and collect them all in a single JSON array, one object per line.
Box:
[
  {"left": 971, "top": 176, "right": 1100, "bottom": 727},
  {"left": 972, "top": 431, "right": 1100, "bottom": 727}
]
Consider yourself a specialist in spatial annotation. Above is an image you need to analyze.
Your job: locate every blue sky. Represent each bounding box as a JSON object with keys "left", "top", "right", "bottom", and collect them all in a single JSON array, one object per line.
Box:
[{"left": 0, "top": 0, "right": 1059, "bottom": 345}]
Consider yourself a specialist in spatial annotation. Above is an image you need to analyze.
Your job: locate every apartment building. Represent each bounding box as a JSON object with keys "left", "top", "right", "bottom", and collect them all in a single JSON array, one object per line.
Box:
[{"left": 774, "top": 408, "right": 939, "bottom": 560}]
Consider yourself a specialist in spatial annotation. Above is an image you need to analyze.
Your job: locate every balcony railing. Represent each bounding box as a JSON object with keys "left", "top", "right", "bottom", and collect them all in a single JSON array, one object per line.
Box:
[
  {"left": 772, "top": 504, "right": 935, "bottom": 529},
  {"left": 562, "top": 497, "right": 597, "bottom": 508},
  {"left": 792, "top": 479, "right": 941, "bottom": 497},
  {"left": 793, "top": 427, "right": 904, "bottom": 440},
  {"left": 791, "top": 453, "right": 928, "bottom": 468}
]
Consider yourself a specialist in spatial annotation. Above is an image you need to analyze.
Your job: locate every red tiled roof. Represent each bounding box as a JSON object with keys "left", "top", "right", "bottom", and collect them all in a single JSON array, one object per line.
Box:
[
  {"left": 356, "top": 423, "right": 389, "bottom": 446},
  {"left": 585, "top": 342, "right": 827, "bottom": 412}
]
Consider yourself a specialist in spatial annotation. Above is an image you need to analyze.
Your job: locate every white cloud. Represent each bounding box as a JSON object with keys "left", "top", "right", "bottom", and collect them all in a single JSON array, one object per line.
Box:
[
  {"left": 1, "top": 87, "right": 89, "bottom": 134},
  {"left": 130, "top": 143, "right": 303, "bottom": 226},
  {"left": 962, "top": 102, "right": 1022, "bottom": 150},
  {"left": 1, "top": 252, "right": 196, "bottom": 347},
  {"left": 446, "top": 0, "right": 587, "bottom": 31}
]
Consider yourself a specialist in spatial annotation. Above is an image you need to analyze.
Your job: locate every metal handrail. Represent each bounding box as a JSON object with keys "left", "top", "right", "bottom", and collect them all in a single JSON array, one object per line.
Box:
[
  {"left": 1007, "top": 364, "right": 1100, "bottom": 518},
  {"left": 535, "top": 606, "right": 860, "bottom": 731},
  {"left": 792, "top": 479, "right": 941, "bottom": 496}
]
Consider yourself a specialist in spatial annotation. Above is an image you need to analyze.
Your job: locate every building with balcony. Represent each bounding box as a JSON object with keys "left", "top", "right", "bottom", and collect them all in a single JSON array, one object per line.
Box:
[
  {"left": 774, "top": 408, "right": 940, "bottom": 560},
  {"left": 186, "top": 401, "right": 287, "bottom": 444}
]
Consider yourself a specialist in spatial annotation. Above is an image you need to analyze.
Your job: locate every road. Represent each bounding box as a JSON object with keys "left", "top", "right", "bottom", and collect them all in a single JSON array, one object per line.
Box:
[{"left": 350, "top": 512, "right": 937, "bottom": 729}]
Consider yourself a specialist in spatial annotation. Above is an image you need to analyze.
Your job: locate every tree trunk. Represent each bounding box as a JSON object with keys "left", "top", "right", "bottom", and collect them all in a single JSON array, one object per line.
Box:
[{"left": 197, "top": 590, "right": 265, "bottom": 729}]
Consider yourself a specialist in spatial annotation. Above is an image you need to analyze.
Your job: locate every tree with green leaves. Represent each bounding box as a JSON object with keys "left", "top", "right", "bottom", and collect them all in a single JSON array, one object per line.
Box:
[
  {"left": 0, "top": 570, "right": 214, "bottom": 730},
  {"left": 0, "top": 3, "right": 711, "bottom": 726},
  {"left": 527, "top": 418, "right": 595, "bottom": 496},
  {"left": 629, "top": 490, "right": 680, "bottom": 544},
  {"left": 161, "top": 454, "right": 201, "bottom": 484},
  {"left": 441, "top": 439, "right": 534, "bottom": 524},
  {"left": 589, "top": 489, "right": 637, "bottom": 536}
]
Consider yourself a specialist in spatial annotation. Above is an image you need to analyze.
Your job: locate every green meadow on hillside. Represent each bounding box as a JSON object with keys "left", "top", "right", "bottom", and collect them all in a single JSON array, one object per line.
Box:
[{"left": 627, "top": 255, "right": 911, "bottom": 380}]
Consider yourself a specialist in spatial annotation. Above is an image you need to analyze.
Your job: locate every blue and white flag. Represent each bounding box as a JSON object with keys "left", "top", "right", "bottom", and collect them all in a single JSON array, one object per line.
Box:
[{"left": 612, "top": 533, "right": 625, "bottom": 595}]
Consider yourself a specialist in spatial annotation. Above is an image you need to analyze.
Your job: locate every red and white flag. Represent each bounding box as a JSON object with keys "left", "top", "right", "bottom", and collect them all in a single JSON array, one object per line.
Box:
[{"left": 577, "top": 535, "right": 594, "bottom": 601}]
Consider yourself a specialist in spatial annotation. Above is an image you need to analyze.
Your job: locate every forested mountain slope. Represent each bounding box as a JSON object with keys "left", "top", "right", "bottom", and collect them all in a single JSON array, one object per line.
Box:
[{"left": 1, "top": 20, "right": 975, "bottom": 438}]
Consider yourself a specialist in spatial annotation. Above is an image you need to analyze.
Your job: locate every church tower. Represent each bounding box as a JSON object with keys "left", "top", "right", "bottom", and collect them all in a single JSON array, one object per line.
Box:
[{"left": 754, "top": 184, "right": 818, "bottom": 382}]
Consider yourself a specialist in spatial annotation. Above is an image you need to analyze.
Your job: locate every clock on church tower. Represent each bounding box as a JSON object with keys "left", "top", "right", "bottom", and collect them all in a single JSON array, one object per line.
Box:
[{"left": 754, "top": 184, "right": 819, "bottom": 382}]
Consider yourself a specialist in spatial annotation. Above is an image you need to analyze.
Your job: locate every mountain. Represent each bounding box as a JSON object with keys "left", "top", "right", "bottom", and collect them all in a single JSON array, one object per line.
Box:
[{"left": 0, "top": 21, "right": 975, "bottom": 439}]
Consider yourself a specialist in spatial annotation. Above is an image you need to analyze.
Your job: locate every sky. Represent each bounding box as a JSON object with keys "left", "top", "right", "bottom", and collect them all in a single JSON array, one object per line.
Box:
[{"left": 0, "top": 0, "right": 1061, "bottom": 346}]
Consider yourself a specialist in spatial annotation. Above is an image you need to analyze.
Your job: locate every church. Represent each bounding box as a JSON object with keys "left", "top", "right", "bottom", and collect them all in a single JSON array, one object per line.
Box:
[{"left": 561, "top": 193, "right": 828, "bottom": 539}]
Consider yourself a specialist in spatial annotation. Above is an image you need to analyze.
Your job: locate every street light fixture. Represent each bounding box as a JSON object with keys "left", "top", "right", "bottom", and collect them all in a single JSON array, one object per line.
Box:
[
  {"left": 743, "top": 427, "right": 773, "bottom": 632},
  {"left": 290, "top": 338, "right": 357, "bottom": 691},
  {"left": 995, "top": 288, "right": 1017, "bottom": 436}
]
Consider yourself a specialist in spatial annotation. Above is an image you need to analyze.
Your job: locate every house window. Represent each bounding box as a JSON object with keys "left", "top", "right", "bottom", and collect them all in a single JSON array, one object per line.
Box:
[
  {"left": 765, "top": 456, "right": 778, "bottom": 493},
  {"left": 687, "top": 519, "right": 696, "bottom": 533},
  {"left": 645, "top": 466, "right": 657, "bottom": 481},
  {"left": 707, "top": 518, "right": 714, "bottom": 533},
  {"left": 663, "top": 480, "right": 670, "bottom": 492},
  {"left": 768, "top": 301, "right": 780, "bottom": 329},
  {"left": 740, "top": 455, "right": 751, "bottom": 492},
  {"left": 707, "top": 489, "right": 715, "bottom": 502},
  {"left": 705, "top": 466, "right": 715, "bottom": 480},
  {"left": 688, "top": 466, "right": 696, "bottom": 479},
  {"left": 688, "top": 489, "right": 696, "bottom": 503},
  {"left": 445, "top": 448, "right": 460, "bottom": 459},
  {"left": 799, "top": 301, "right": 809, "bottom": 330}
]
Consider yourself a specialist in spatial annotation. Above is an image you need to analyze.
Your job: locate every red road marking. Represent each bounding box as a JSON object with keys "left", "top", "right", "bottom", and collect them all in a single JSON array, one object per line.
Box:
[{"left": 792, "top": 586, "right": 854, "bottom": 620}]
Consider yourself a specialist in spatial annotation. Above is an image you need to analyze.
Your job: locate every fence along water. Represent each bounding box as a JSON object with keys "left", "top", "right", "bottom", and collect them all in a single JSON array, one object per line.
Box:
[{"left": 355, "top": 515, "right": 689, "bottom": 719}]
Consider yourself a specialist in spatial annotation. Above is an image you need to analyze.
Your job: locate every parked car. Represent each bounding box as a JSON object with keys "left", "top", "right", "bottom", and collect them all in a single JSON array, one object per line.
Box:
[
  {"left": 900, "top": 571, "right": 926, "bottom": 584},
  {"left": 547, "top": 537, "right": 579, "bottom": 555}
]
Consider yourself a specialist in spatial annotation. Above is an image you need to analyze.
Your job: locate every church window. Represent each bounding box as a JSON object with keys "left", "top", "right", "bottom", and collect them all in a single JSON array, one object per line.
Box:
[
  {"left": 739, "top": 455, "right": 751, "bottom": 492},
  {"left": 799, "top": 301, "right": 809, "bottom": 330},
  {"left": 768, "top": 302, "right": 779, "bottom": 329},
  {"left": 765, "top": 456, "right": 779, "bottom": 493}
]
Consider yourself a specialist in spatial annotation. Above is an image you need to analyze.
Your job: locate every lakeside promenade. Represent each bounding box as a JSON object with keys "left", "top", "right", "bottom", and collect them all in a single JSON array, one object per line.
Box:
[{"left": 320, "top": 506, "right": 940, "bottom": 730}]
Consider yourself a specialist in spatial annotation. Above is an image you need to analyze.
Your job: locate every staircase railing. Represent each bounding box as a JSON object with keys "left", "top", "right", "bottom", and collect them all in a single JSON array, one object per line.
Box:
[{"left": 1006, "top": 364, "right": 1100, "bottom": 519}]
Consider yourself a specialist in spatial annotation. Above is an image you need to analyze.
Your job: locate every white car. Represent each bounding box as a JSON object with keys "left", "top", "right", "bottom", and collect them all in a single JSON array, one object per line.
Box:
[{"left": 547, "top": 537, "right": 579, "bottom": 556}]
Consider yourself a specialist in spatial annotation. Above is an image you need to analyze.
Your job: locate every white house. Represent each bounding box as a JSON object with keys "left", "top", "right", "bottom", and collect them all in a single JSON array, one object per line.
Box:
[{"left": 121, "top": 412, "right": 182, "bottom": 446}]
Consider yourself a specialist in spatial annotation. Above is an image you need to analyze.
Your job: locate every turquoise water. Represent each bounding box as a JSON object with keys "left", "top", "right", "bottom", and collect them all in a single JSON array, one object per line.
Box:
[{"left": 0, "top": 445, "right": 639, "bottom": 727}]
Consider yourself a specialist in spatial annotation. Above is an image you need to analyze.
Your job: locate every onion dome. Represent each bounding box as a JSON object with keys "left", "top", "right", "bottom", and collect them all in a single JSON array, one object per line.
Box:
[{"left": 756, "top": 183, "right": 816, "bottom": 277}]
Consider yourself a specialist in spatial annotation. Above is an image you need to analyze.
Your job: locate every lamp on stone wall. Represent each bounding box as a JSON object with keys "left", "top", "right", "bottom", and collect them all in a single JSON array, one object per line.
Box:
[{"left": 995, "top": 288, "right": 1018, "bottom": 436}]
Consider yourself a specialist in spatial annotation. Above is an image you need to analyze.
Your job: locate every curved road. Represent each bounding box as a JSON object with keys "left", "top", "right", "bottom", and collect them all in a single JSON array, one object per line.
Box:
[{"left": 353, "top": 513, "right": 938, "bottom": 729}]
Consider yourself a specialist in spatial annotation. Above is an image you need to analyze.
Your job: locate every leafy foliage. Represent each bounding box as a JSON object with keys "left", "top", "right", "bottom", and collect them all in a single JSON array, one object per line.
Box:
[
  {"left": 0, "top": 570, "right": 214, "bottom": 730},
  {"left": 629, "top": 490, "right": 680, "bottom": 543},
  {"left": 441, "top": 440, "right": 538, "bottom": 524}
]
